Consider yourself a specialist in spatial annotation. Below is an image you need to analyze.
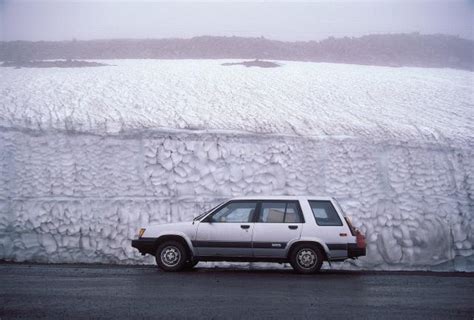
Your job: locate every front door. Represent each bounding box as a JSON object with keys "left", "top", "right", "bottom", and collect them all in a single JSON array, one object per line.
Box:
[
  {"left": 194, "top": 201, "right": 258, "bottom": 257},
  {"left": 252, "top": 201, "right": 304, "bottom": 258}
]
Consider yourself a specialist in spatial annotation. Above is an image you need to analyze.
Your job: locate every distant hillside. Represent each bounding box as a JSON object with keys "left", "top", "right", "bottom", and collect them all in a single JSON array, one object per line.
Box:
[{"left": 1, "top": 33, "right": 473, "bottom": 70}]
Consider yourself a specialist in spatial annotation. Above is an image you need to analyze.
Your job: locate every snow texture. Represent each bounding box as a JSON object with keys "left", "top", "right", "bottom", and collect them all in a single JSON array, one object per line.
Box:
[{"left": 0, "top": 60, "right": 473, "bottom": 271}]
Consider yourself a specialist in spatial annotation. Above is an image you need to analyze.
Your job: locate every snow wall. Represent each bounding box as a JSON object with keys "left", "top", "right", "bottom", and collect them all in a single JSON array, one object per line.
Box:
[
  {"left": 0, "top": 60, "right": 472, "bottom": 271},
  {"left": 0, "top": 128, "right": 472, "bottom": 271}
]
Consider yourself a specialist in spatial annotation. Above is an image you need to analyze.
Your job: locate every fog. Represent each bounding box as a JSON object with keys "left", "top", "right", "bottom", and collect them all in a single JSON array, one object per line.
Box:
[{"left": 1, "top": 0, "right": 473, "bottom": 42}]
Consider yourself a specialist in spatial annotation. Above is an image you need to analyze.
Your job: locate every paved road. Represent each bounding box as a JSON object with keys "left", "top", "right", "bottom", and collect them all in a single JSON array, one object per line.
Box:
[{"left": 0, "top": 263, "right": 473, "bottom": 320}]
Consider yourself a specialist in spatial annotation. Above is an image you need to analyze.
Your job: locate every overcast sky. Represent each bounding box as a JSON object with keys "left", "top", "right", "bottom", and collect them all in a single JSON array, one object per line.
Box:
[{"left": 1, "top": 0, "right": 473, "bottom": 42}]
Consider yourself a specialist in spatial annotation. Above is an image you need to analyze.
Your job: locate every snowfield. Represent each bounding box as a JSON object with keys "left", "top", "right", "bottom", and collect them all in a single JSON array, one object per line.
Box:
[
  {"left": 0, "top": 60, "right": 472, "bottom": 271},
  {"left": 1, "top": 60, "right": 472, "bottom": 140}
]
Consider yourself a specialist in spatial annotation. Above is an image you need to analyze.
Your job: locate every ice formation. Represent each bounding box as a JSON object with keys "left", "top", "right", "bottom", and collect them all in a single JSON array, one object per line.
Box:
[{"left": 0, "top": 60, "right": 472, "bottom": 271}]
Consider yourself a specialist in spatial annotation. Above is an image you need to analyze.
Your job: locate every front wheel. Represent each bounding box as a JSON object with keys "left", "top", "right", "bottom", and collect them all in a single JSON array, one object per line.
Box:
[
  {"left": 155, "top": 241, "right": 188, "bottom": 272},
  {"left": 290, "top": 244, "right": 323, "bottom": 274}
]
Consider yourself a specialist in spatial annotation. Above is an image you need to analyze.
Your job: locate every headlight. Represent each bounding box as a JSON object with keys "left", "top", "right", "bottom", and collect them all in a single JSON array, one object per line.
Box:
[{"left": 138, "top": 228, "right": 146, "bottom": 238}]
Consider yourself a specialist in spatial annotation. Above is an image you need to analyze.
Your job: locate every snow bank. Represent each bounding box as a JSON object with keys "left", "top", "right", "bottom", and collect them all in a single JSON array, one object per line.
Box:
[{"left": 0, "top": 60, "right": 472, "bottom": 271}]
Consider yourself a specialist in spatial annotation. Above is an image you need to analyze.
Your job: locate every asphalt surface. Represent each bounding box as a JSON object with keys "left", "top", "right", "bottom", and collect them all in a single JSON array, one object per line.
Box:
[{"left": 0, "top": 263, "right": 473, "bottom": 320}]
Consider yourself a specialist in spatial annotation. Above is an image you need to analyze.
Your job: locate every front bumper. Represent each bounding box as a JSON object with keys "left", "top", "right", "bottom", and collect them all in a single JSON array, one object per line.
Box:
[
  {"left": 347, "top": 243, "right": 366, "bottom": 258},
  {"left": 131, "top": 238, "right": 156, "bottom": 255}
]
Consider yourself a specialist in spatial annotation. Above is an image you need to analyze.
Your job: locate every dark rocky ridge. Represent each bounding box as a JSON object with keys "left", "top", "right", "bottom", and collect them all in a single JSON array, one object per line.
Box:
[{"left": 1, "top": 33, "right": 473, "bottom": 71}]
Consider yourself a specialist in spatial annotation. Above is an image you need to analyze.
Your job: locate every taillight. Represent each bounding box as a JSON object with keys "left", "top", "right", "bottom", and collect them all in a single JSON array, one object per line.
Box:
[
  {"left": 345, "top": 216, "right": 365, "bottom": 248},
  {"left": 356, "top": 230, "right": 366, "bottom": 249}
]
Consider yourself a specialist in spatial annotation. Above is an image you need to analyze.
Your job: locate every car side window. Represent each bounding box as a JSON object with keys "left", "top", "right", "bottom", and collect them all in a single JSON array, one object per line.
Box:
[
  {"left": 259, "top": 201, "right": 303, "bottom": 223},
  {"left": 208, "top": 201, "right": 257, "bottom": 223},
  {"left": 309, "top": 200, "right": 343, "bottom": 226}
]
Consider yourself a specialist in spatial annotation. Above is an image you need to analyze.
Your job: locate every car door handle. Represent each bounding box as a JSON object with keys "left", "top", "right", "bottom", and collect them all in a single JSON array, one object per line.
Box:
[
  {"left": 288, "top": 225, "right": 298, "bottom": 230},
  {"left": 241, "top": 225, "right": 250, "bottom": 229}
]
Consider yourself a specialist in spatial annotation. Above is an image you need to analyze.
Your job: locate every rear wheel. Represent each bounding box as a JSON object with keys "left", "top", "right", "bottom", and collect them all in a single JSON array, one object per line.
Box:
[
  {"left": 155, "top": 241, "right": 188, "bottom": 272},
  {"left": 290, "top": 244, "right": 323, "bottom": 274}
]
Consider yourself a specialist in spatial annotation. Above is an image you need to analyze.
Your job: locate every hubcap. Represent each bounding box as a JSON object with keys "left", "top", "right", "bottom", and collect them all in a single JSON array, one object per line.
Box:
[
  {"left": 297, "top": 248, "right": 317, "bottom": 269},
  {"left": 160, "top": 246, "right": 181, "bottom": 267}
]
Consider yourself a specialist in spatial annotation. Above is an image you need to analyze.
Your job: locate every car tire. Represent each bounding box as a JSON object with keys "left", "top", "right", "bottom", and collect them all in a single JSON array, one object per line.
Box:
[
  {"left": 290, "top": 244, "right": 324, "bottom": 274},
  {"left": 155, "top": 241, "right": 188, "bottom": 272}
]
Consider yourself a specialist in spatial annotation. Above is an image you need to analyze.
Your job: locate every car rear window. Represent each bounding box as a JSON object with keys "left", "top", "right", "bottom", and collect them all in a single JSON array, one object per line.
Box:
[
  {"left": 259, "top": 201, "right": 303, "bottom": 223},
  {"left": 308, "top": 200, "right": 343, "bottom": 226}
]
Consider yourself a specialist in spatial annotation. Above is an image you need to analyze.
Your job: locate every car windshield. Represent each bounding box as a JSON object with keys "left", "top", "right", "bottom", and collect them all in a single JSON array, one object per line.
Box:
[{"left": 193, "top": 201, "right": 225, "bottom": 221}]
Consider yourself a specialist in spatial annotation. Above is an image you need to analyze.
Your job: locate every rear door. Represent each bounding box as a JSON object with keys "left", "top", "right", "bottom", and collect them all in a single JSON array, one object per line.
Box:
[
  {"left": 252, "top": 200, "right": 304, "bottom": 258},
  {"left": 308, "top": 200, "right": 351, "bottom": 259},
  {"left": 194, "top": 201, "right": 257, "bottom": 257}
]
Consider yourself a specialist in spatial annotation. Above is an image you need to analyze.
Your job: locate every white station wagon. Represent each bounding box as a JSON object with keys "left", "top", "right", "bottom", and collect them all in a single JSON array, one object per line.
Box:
[{"left": 132, "top": 196, "right": 366, "bottom": 274}]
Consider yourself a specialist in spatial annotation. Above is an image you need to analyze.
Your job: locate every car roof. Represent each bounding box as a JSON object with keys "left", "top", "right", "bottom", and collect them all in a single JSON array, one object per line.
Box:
[{"left": 230, "top": 195, "right": 335, "bottom": 201}]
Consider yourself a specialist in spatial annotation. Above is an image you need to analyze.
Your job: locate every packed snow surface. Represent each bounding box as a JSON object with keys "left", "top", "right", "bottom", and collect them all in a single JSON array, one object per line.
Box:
[
  {"left": 0, "top": 60, "right": 472, "bottom": 141},
  {"left": 0, "top": 60, "right": 472, "bottom": 271}
]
